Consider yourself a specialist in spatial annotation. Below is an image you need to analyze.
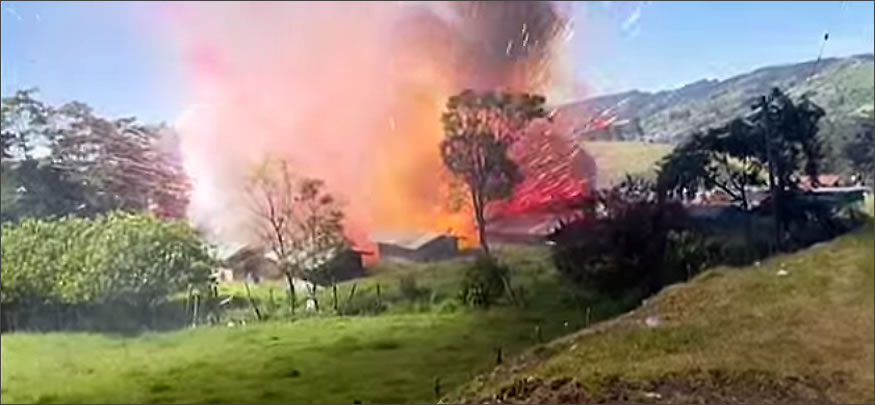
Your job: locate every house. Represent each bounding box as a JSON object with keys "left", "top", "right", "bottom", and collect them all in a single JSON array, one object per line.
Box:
[
  {"left": 372, "top": 231, "right": 458, "bottom": 262},
  {"left": 224, "top": 245, "right": 283, "bottom": 282},
  {"left": 222, "top": 244, "right": 368, "bottom": 285},
  {"left": 798, "top": 174, "right": 844, "bottom": 190},
  {"left": 484, "top": 212, "right": 577, "bottom": 245}
]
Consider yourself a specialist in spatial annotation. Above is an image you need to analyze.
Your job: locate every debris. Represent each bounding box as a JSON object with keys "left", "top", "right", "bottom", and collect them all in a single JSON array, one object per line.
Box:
[
  {"left": 644, "top": 392, "right": 662, "bottom": 399},
  {"left": 645, "top": 316, "right": 661, "bottom": 328},
  {"left": 777, "top": 269, "right": 789, "bottom": 277}
]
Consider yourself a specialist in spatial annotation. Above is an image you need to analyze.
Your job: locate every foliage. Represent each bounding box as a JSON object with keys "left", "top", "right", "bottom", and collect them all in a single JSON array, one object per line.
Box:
[
  {"left": 842, "top": 115, "right": 874, "bottom": 186},
  {"left": 245, "top": 157, "right": 347, "bottom": 312},
  {"left": 0, "top": 90, "right": 190, "bottom": 222},
  {"left": 458, "top": 256, "right": 510, "bottom": 308},
  {"left": 659, "top": 118, "right": 765, "bottom": 210},
  {"left": 398, "top": 274, "right": 430, "bottom": 302},
  {"left": 0, "top": 213, "right": 213, "bottom": 314},
  {"left": 440, "top": 90, "right": 548, "bottom": 254},
  {"left": 550, "top": 178, "right": 710, "bottom": 297},
  {"left": 450, "top": 224, "right": 875, "bottom": 404}
]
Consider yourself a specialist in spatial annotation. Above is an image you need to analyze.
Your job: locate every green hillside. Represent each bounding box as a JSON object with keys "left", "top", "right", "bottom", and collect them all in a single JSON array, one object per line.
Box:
[
  {"left": 582, "top": 141, "right": 674, "bottom": 188},
  {"left": 562, "top": 54, "right": 874, "bottom": 174},
  {"left": 448, "top": 223, "right": 875, "bottom": 404}
]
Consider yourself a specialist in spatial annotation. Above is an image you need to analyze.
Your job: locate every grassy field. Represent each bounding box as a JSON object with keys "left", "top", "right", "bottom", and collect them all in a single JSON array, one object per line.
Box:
[
  {"left": 581, "top": 141, "right": 674, "bottom": 188},
  {"left": 0, "top": 247, "right": 635, "bottom": 404},
  {"left": 450, "top": 222, "right": 875, "bottom": 403}
]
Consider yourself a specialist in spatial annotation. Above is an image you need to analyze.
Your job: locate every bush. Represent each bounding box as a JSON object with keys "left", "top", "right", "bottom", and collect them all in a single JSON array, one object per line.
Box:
[
  {"left": 339, "top": 293, "right": 387, "bottom": 316},
  {"left": 1, "top": 212, "right": 214, "bottom": 331},
  {"left": 398, "top": 274, "right": 429, "bottom": 302},
  {"left": 550, "top": 181, "right": 707, "bottom": 297},
  {"left": 458, "top": 255, "right": 509, "bottom": 308}
]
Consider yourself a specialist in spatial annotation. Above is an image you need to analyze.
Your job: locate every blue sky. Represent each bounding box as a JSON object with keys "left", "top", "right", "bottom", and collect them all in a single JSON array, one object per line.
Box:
[{"left": 2, "top": 1, "right": 873, "bottom": 123}]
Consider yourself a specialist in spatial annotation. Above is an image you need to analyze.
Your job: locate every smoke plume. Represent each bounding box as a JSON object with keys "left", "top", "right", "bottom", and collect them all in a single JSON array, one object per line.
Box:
[{"left": 165, "top": 1, "right": 585, "bottom": 249}]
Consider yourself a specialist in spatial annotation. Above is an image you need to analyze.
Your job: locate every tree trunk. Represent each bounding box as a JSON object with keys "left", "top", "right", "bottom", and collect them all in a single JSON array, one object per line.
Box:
[
  {"left": 470, "top": 186, "right": 491, "bottom": 255},
  {"left": 243, "top": 280, "right": 263, "bottom": 321},
  {"left": 308, "top": 284, "right": 320, "bottom": 312}
]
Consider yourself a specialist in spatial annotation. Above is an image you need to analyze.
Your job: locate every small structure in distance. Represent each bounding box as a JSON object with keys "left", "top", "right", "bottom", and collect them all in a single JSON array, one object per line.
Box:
[{"left": 372, "top": 231, "right": 459, "bottom": 262}]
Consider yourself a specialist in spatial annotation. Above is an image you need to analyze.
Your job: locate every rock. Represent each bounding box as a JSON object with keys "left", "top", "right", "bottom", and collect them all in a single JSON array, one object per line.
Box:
[
  {"left": 644, "top": 392, "right": 662, "bottom": 399},
  {"left": 645, "top": 316, "right": 661, "bottom": 328},
  {"left": 777, "top": 269, "right": 789, "bottom": 277}
]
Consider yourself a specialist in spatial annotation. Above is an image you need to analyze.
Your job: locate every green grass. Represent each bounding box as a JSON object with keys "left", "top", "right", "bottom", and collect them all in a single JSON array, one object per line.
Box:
[
  {"left": 582, "top": 141, "right": 674, "bottom": 188},
  {"left": 0, "top": 246, "right": 630, "bottom": 404},
  {"left": 450, "top": 223, "right": 875, "bottom": 403}
]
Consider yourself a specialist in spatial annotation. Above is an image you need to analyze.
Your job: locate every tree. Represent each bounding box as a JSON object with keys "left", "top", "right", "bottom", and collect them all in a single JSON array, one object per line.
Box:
[
  {"left": 843, "top": 115, "right": 874, "bottom": 186},
  {"left": 659, "top": 118, "right": 765, "bottom": 211},
  {"left": 0, "top": 91, "right": 190, "bottom": 222},
  {"left": 246, "top": 158, "right": 347, "bottom": 314},
  {"left": 0, "top": 88, "right": 53, "bottom": 160},
  {"left": 52, "top": 103, "right": 190, "bottom": 217},
  {"left": 750, "top": 88, "right": 825, "bottom": 247},
  {"left": 439, "top": 90, "right": 548, "bottom": 255}
]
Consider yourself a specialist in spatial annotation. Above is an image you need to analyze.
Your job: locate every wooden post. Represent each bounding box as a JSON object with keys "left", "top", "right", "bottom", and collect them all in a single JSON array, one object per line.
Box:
[
  {"left": 269, "top": 288, "right": 276, "bottom": 314},
  {"left": 191, "top": 293, "right": 200, "bottom": 328},
  {"left": 376, "top": 283, "right": 382, "bottom": 305},
  {"left": 332, "top": 280, "right": 339, "bottom": 313},
  {"left": 434, "top": 377, "right": 441, "bottom": 400},
  {"left": 585, "top": 307, "right": 591, "bottom": 328},
  {"left": 346, "top": 284, "right": 358, "bottom": 306},
  {"left": 496, "top": 346, "right": 503, "bottom": 365},
  {"left": 535, "top": 324, "right": 543, "bottom": 343}
]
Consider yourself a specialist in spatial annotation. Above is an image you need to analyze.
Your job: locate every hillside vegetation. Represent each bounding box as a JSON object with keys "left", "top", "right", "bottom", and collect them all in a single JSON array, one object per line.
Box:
[
  {"left": 448, "top": 223, "right": 875, "bottom": 404},
  {"left": 561, "top": 54, "right": 874, "bottom": 174},
  {"left": 582, "top": 141, "right": 673, "bottom": 188}
]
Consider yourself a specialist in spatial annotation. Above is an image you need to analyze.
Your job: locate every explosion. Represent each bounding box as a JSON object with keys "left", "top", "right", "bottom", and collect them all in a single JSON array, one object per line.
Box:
[{"left": 163, "top": 1, "right": 592, "bottom": 249}]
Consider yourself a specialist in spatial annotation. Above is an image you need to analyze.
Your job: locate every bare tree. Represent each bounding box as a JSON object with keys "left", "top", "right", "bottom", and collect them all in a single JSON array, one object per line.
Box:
[{"left": 245, "top": 158, "right": 347, "bottom": 314}]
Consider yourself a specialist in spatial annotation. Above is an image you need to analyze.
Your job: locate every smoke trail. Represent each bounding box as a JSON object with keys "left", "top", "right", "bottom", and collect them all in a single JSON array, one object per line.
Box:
[{"left": 165, "top": 1, "right": 585, "bottom": 248}]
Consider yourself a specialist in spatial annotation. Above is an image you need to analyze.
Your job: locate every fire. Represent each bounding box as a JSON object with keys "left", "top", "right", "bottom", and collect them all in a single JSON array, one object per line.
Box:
[{"left": 161, "top": 2, "right": 589, "bottom": 250}]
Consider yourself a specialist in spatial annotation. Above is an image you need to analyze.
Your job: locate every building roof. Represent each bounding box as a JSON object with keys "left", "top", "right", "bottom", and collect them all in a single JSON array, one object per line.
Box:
[
  {"left": 484, "top": 212, "right": 580, "bottom": 237},
  {"left": 371, "top": 231, "right": 455, "bottom": 251}
]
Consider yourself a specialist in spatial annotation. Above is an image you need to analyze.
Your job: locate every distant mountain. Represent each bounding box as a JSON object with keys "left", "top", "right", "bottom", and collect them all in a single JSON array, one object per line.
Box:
[
  {"left": 556, "top": 53, "right": 874, "bottom": 173},
  {"left": 558, "top": 54, "right": 873, "bottom": 140}
]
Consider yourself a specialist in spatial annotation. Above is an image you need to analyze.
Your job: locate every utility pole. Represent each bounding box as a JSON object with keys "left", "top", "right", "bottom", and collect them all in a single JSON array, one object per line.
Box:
[{"left": 759, "top": 94, "right": 782, "bottom": 251}]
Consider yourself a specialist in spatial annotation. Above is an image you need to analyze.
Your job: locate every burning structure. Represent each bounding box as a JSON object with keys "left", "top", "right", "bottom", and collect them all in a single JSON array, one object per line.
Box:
[
  {"left": 372, "top": 231, "right": 459, "bottom": 263},
  {"left": 165, "top": 1, "right": 596, "bottom": 251}
]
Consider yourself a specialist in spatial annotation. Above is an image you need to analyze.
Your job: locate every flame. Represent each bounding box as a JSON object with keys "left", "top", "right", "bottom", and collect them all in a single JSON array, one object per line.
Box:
[{"left": 162, "top": 2, "right": 587, "bottom": 250}]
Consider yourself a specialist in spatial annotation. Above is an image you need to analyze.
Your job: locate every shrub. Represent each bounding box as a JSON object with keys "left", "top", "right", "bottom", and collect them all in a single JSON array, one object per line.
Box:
[
  {"left": 458, "top": 255, "right": 509, "bottom": 308},
  {"left": 550, "top": 180, "right": 704, "bottom": 297},
  {"left": 1, "top": 212, "right": 214, "bottom": 331},
  {"left": 398, "top": 274, "right": 429, "bottom": 302},
  {"left": 340, "top": 293, "right": 387, "bottom": 316}
]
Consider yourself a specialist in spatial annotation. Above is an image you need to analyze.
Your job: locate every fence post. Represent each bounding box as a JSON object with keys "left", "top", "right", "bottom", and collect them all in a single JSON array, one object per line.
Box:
[
  {"left": 191, "top": 293, "right": 200, "bottom": 328},
  {"left": 332, "top": 279, "right": 339, "bottom": 313},
  {"left": 434, "top": 376, "right": 442, "bottom": 400},
  {"left": 496, "top": 346, "right": 503, "bottom": 365}
]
